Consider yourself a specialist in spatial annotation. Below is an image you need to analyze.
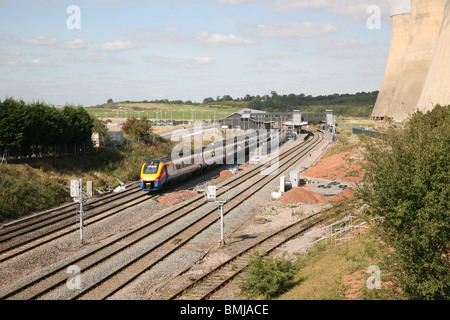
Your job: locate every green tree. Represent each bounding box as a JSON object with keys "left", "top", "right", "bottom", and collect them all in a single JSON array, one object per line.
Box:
[
  {"left": 358, "top": 105, "right": 450, "bottom": 299},
  {"left": 61, "top": 106, "right": 94, "bottom": 144},
  {"left": 0, "top": 98, "right": 26, "bottom": 150},
  {"left": 122, "top": 117, "right": 152, "bottom": 142},
  {"left": 22, "top": 102, "right": 65, "bottom": 149}
]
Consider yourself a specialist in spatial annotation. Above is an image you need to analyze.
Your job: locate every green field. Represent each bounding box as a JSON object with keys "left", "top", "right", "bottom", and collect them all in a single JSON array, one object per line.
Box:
[
  {"left": 86, "top": 102, "right": 241, "bottom": 122},
  {"left": 337, "top": 119, "right": 376, "bottom": 129}
]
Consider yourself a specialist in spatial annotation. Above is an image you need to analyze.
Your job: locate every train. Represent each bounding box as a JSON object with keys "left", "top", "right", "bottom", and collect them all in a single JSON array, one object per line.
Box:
[{"left": 140, "top": 131, "right": 281, "bottom": 192}]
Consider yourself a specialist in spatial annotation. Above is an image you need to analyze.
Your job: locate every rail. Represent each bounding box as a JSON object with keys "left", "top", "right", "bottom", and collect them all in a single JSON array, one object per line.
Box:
[{"left": 0, "top": 131, "right": 324, "bottom": 300}]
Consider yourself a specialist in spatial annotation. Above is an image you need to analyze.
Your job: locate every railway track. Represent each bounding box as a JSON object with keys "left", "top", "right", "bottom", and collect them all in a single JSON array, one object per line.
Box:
[
  {"left": 0, "top": 183, "right": 137, "bottom": 242},
  {"left": 167, "top": 208, "right": 333, "bottom": 300},
  {"left": 0, "top": 134, "right": 286, "bottom": 262},
  {"left": 0, "top": 131, "right": 324, "bottom": 300},
  {"left": 0, "top": 136, "right": 291, "bottom": 263},
  {"left": 0, "top": 182, "right": 156, "bottom": 263}
]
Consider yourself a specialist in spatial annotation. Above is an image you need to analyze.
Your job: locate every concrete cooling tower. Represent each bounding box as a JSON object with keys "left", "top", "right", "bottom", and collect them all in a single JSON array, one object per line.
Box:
[
  {"left": 372, "top": 0, "right": 448, "bottom": 122},
  {"left": 386, "top": 0, "right": 446, "bottom": 121},
  {"left": 416, "top": 0, "right": 450, "bottom": 112},
  {"left": 371, "top": 13, "right": 412, "bottom": 120}
]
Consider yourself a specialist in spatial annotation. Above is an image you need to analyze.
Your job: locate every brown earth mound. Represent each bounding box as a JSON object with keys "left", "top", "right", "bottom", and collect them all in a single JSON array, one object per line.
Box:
[
  {"left": 278, "top": 187, "right": 355, "bottom": 205},
  {"left": 219, "top": 170, "right": 235, "bottom": 179},
  {"left": 278, "top": 187, "right": 322, "bottom": 204},
  {"left": 157, "top": 190, "right": 198, "bottom": 206}
]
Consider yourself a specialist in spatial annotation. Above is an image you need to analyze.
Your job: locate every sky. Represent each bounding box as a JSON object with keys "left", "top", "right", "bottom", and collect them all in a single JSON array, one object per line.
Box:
[{"left": 0, "top": 0, "right": 411, "bottom": 107}]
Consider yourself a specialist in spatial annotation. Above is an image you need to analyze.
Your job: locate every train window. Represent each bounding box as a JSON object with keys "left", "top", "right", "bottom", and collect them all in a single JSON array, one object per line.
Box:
[{"left": 144, "top": 162, "right": 159, "bottom": 174}]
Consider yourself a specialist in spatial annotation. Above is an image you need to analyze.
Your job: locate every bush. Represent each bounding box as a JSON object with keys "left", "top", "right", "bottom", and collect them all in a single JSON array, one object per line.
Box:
[
  {"left": 358, "top": 105, "right": 450, "bottom": 299},
  {"left": 122, "top": 117, "right": 152, "bottom": 143},
  {"left": 0, "top": 165, "right": 71, "bottom": 222},
  {"left": 239, "top": 252, "right": 298, "bottom": 300}
]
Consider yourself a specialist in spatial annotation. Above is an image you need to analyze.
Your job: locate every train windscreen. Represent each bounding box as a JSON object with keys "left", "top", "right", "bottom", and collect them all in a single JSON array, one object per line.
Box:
[{"left": 143, "top": 162, "right": 160, "bottom": 174}]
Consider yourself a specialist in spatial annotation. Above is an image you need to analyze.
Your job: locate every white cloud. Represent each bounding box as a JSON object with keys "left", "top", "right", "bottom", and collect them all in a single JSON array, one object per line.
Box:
[
  {"left": 58, "top": 39, "right": 87, "bottom": 50},
  {"left": 390, "top": 0, "right": 411, "bottom": 15},
  {"left": 2, "top": 35, "right": 87, "bottom": 50},
  {"left": 2, "top": 57, "right": 50, "bottom": 67},
  {"left": 195, "top": 31, "right": 257, "bottom": 47},
  {"left": 315, "top": 40, "right": 367, "bottom": 50},
  {"left": 0, "top": 50, "right": 54, "bottom": 67},
  {"left": 122, "top": 28, "right": 182, "bottom": 42},
  {"left": 217, "top": 0, "right": 410, "bottom": 18},
  {"left": 31, "top": 58, "right": 42, "bottom": 66},
  {"left": 146, "top": 56, "right": 216, "bottom": 69},
  {"left": 242, "top": 22, "right": 339, "bottom": 39},
  {"left": 21, "top": 36, "right": 59, "bottom": 46},
  {"left": 257, "top": 52, "right": 292, "bottom": 60},
  {"left": 80, "top": 52, "right": 133, "bottom": 64},
  {"left": 273, "top": 0, "right": 409, "bottom": 20},
  {"left": 0, "top": 50, "right": 22, "bottom": 60},
  {"left": 101, "top": 40, "right": 135, "bottom": 52}
]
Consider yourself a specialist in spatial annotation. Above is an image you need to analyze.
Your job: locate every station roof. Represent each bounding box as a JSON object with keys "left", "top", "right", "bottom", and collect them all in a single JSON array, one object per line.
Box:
[{"left": 220, "top": 108, "right": 266, "bottom": 121}]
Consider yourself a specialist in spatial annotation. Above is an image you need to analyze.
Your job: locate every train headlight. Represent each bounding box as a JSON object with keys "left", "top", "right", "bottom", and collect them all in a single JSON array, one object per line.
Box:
[
  {"left": 155, "top": 178, "right": 160, "bottom": 183},
  {"left": 140, "top": 178, "right": 144, "bottom": 183}
]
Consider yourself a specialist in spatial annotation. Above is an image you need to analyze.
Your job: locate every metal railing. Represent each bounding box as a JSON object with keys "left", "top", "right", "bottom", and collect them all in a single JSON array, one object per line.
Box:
[{"left": 287, "top": 215, "right": 384, "bottom": 255}]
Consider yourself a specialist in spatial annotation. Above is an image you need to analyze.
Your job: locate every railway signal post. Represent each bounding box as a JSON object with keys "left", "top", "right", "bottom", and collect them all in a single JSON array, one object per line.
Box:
[
  {"left": 205, "top": 185, "right": 230, "bottom": 246},
  {"left": 70, "top": 179, "right": 90, "bottom": 244}
]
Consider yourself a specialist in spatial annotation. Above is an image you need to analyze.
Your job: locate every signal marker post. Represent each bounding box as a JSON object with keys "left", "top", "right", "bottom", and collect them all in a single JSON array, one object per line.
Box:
[
  {"left": 205, "top": 185, "right": 229, "bottom": 246},
  {"left": 71, "top": 179, "right": 92, "bottom": 244}
]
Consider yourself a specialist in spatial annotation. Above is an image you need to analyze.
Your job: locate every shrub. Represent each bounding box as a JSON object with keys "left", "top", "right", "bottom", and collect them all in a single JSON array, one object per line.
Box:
[
  {"left": 239, "top": 252, "right": 298, "bottom": 300},
  {"left": 358, "top": 105, "right": 450, "bottom": 299}
]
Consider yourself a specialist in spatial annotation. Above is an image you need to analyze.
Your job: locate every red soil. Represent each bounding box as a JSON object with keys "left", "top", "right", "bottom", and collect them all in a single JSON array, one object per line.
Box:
[
  {"left": 278, "top": 187, "right": 322, "bottom": 205},
  {"left": 302, "top": 151, "right": 363, "bottom": 183},
  {"left": 157, "top": 190, "right": 198, "bottom": 206},
  {"left": 219, "top": 170, "right": 235, "bottom": 179},
  {"left": 278, "top": 187, "right": 355, "bottom": 205}
]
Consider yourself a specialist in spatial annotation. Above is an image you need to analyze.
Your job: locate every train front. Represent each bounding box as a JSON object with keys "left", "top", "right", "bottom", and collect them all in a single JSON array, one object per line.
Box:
[{"left": 140, "top": 160, "right": 165, "bottom": 191}]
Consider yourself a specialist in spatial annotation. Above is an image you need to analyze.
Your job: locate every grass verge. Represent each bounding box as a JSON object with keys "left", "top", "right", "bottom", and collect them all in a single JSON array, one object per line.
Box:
[{"left": 276, "top": 226, "right": 403, "bottom": 300}]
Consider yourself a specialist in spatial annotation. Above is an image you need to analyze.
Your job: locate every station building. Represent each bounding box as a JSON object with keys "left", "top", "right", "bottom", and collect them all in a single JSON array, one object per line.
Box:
[{"left": 220, "top": 108, "right": 335, "bottom": 139}]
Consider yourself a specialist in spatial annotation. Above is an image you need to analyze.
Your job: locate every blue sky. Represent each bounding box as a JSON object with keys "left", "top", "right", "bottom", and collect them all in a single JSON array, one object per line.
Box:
[{"left": 0, "top": 0, "right": 411, "bottom": 106}]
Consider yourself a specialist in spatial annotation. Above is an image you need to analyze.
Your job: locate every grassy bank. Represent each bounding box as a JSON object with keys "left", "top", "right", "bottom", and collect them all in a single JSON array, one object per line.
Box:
[
  {"left": 0, "top": 165, "right": 71, "bottom": 222},
  {"left": 0, "top": 141, "right": 174, "bottom": 223},
  {"left": 276, "top": 227, "right": 402, "bottom": 300}
]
